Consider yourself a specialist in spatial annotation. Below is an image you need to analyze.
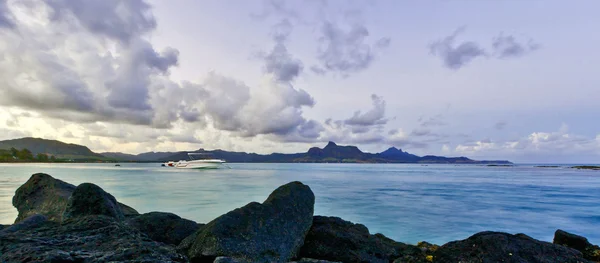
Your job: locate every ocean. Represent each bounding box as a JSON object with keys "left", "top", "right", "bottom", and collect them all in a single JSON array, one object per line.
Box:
[{"left": 0, "top": 163, "right": 598, "bottom": 245}]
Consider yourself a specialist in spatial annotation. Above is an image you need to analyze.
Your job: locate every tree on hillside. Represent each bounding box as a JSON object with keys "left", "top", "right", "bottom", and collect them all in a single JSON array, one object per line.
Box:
[
  {"left": 17, "top": 148, "right": 34, "bottom": 160},
  {"left": 50, "top": 155, "right": 56, "bottom": 162},
  {"left": 10, "top": 147, "right": 18, "bottom": 157},
  {"left": 37, "top": 153, "right": 49, "bottom": 162}
]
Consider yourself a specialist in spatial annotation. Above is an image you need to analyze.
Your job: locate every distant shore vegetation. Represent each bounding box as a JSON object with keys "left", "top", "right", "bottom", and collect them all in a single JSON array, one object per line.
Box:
[{"left": 0, "top": 147, "right": 113, "bottom": 163}]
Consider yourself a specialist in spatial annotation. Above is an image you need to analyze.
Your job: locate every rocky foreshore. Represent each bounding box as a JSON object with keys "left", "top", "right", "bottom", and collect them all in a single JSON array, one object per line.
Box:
[{"left": 1, "top": 173, "right": 598, "bottom": 263}]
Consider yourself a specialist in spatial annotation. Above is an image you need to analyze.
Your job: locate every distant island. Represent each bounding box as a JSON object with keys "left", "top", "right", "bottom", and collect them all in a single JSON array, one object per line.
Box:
[{"left": 0, "top": 137, "right": 512, "bottom": 164}]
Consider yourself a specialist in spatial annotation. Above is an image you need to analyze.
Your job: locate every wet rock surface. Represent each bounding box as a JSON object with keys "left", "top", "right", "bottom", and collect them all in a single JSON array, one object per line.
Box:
[
  {"left": 0, "top": 215, "right": 187, "bottom": 262},
  {"left": 127, "top": 211, "right": 202, "bottom": 245},
  {"left": 434, "top": 231, "right": 591, "bottom": 263},
  {"left": 554, "top": 229, "right": 600, "bottom": 261},
  {"left": 62, "top": 183, "right": 124, "bottom": 221},
  {"left": 299, "top": 216, "right": 426, "bottom": 263},
  {"left": 180, "top": 181, "right": 315, "bottom": 263}
]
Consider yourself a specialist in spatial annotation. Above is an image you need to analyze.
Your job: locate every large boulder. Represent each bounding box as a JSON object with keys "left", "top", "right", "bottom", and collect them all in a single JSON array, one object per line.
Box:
[
  {"left": 434, "top": 231, "right": 591, "bottom": 263},
  {"left": 12, "top": 173, "right": 75, "bottom": 223},
  {"left": 179, "top": 181, "right": 315, "bottom": 263},
  {"left": 127, "top": 212, "right": 202, "bottom": 245},
  {"left": 554, "top": 229, "right": 600, "bottom": 261},
  {"left": 299, "top": 216, "right": 426, "bottom": 263},
  {"left": 62, "top": 183, "right": 124, "bottom": 222},
  {"left": 12, "top": 173, "right": 138, "bottom": 223},
  {"left": 0, "top": 215, "right": 187, "bottom": 262}
]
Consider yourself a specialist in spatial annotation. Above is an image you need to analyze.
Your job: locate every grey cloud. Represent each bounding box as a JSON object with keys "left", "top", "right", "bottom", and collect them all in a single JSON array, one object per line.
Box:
[
  {"left": 429, "top": 28, "right": 487, "bottom": 70},
  {"left": 252, "top": 0, "right": 301, "bottom": 22},
  {"left": 345, "top": 94, "right": 387, "bottom": 126},
  {"left": 62, "top": 131, "right": 76, "bottom": 138},
  {"left": 492, "top": 34, "right": 540, "bottom": 58},
  {"left": 0, "top": 0, "right": 186, "bottom": 129},
  {"left": 46, "top": 0, "right": 157, "bottom": 44},
  {"left": 494, "top": 121, "right": 507, "bottom": 130},
  {"left": 310, "top": 65, "right": 327, "bottom": 75},
  {"left": 411, "top": 128, "right": 432, "bottom": 136},
  {"left": 259, "top": 19, "right": 303, "bottom": 83},
  {"left": 420, "top": 114, "right": 446, "bottom": 127},
  {"left": 0, "top": 0, "right": 14, "bottom": 28},
  {"left": 107, "top": 40, "right": 179, "bottom": 111},
  {"left": 375, "top": 37, "right": 391, "bottom": 48},
  {"left": 169, "top": 132, "right": 202, "bottom": 144},
  {"left": 316, "top": 21, "right": 389, "bottom": 75},
  {"left": 0, "top": 128, "right": 30, "bottom": 140}
]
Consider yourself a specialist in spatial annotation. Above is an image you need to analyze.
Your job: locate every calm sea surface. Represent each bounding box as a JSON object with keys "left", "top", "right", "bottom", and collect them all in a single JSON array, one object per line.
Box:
[{"left": 1, "top": 163, "right": 599, "bottom": 245}]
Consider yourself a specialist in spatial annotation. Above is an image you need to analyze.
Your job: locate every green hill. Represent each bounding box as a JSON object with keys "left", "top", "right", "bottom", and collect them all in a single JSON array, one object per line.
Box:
[{"left": 0, "top": 137, "right": 106, "bottom": 160}]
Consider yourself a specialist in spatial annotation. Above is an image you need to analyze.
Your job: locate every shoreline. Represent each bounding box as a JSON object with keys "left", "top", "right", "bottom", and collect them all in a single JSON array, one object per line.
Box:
[{"left": 1, "top": 173, "right": 599, "bottom": 262}]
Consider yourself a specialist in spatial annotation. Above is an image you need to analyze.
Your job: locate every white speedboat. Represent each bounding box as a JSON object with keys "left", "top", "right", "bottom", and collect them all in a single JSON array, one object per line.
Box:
[{"left": 174, "top": 153, "right": 226, "bottom": 169}]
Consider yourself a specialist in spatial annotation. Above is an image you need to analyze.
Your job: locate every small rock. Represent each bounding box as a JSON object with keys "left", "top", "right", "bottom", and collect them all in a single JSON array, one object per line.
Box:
[
  {"left": 0, "top": 214, "right": 47, "bottom": 233},
  {"left": 180, "top": 181, "right": 315, "bottom": 263},
  {"left": 554, "top": 229, "right": 600, "bottom": 261},
  {"left": 299, "top": 216, "right": 425, "bottom": 263},
  {"left": 127, "top": 211, "right": 202, "bottom": 245},
  {"left": 62, "top": 183, "right": 124, "bottom": 221},
  {"left": 434, "top": 231, "right": 591, "bottom": 263}
]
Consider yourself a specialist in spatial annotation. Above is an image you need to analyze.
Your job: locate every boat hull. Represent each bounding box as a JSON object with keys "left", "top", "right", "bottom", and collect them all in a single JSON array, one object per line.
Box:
[{"left": 174, "top": 160, "right": 225, "bottom": 169}]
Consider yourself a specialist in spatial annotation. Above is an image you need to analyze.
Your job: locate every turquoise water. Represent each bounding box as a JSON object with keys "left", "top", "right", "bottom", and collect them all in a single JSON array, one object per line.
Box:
[{"left": 1, "top": 163, "right": 599, "bottom": 245}]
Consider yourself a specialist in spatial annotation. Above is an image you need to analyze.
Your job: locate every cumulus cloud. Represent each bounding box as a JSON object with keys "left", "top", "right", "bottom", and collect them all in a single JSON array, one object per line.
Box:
[
  {"left": 429, "top": 27, "right": 487, "bottom": 70},
  {"left": 46, "top": 0, "right": 157, "bottom": 44},
  {"left": 492, "top": 34, "right": 540, "bottom": 58},
  {"left": 259, "top": 19, "right": 303, "bottom": 82},
  {"left": 316, "top": 21, "right": 390, "bottom": 75},
  {"left": 344, "top": 94, "right": 387, "bottom": 126},
  {"left": 0, "top": 0, "right": 184, "bottom": 129}
]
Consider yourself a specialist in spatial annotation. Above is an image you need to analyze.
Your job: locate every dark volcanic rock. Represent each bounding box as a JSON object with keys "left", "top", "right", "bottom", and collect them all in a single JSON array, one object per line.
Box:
[
  {"left": 180, "top": 181, "right": 315, "bottom": 263},
  {"left": 12, "top": 173, "right": 75, "bottom": 223},
  {"left": 119, "top": 202, "right": 140, "bottom": 217},
  {"left": 127, "top": 211, "right": 202, "bottom": 245},
  {"left": 554, "top": 229, "right": 600, "bottom": 261},
  {"left": 299, "top": 216, "right": 426, "bottom": 263},
  {"left": 0, "top": 214, "right": 47, "bottom": 234},
  {"left": 12, "top": 173, "right": 137, "bottom": 223},
  {"left": 289, "top": 259, "right": 342, "bottom": 263},
  {"left": 434, "top": 231, "right": 591, "bottom": 263},
  {"left": 214, "top": 257, "right": 342, "bottom": 263},
  {"left": 0, "top": 215, "right": 187, "bottom": 262},
  {"left": 62, "top": 183, "right": 124, "bottom": 222}
]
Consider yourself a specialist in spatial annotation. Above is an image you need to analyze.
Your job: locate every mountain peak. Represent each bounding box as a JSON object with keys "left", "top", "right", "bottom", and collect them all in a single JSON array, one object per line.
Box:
[{"left": 325, "top": 141, "right": 337, "bottom": 148}]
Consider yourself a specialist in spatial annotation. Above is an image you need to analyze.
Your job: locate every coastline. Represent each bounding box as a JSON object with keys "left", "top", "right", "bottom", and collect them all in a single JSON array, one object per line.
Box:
[{"left": 1, "top": 173, "right": 599, "bottom": 262}]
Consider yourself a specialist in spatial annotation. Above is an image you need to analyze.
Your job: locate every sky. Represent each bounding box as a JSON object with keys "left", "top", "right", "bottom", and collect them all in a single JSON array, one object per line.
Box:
[{"left": 0, "top": 0, "right": 599, "bottom": 163}]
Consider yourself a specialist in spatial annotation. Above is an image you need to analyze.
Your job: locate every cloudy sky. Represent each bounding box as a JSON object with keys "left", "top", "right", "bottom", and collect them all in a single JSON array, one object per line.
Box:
[{"left": 0, "top": 0, "right": 599, "bottom": 163}]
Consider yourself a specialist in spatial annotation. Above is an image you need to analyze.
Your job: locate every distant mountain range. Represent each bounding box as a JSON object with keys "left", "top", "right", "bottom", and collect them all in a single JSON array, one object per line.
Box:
[
  {"left": 105, "top": 141, "right": 512, "bottom": 164},
  {"left": 0, "top": 137, "right": 512, "bottom": 164}
]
